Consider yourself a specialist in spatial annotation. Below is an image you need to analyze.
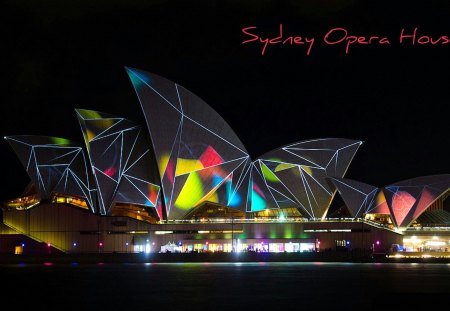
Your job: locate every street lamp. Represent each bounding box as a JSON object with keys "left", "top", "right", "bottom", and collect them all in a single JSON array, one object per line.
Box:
[
  {"left": 361, "top": 213, "right": 365, "bottom": 260},
  {"left": 97, "top": 219, "right": 101, "bottom": 252},
  {"left": 231, "top": 216, "right": 234, "bottom": 252}
]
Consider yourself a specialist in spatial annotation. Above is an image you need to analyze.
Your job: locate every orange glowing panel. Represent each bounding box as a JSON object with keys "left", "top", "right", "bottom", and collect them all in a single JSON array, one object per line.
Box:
[
  {"left": 391, "top": 191, "right": 416, "bottom": 226},
  {"left": 147, "top": 184, "right": 159, "bottom": 206},
  {"left": 197, "top": 165, "right": 226, "bottom": 180},
  {"left": 412, "top": 189, "right": 436, "bottom": 220},
  {"left": 370, "top": 191, "right": 390, "bottom": 214}
]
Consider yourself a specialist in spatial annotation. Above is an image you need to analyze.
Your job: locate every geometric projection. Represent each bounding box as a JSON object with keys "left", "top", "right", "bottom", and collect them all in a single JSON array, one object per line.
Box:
[
  {"left": 327, "top": 177, "right": 378, "bottom": 218},
  {"left": 5, "top": 67, "right": 448, "bottom": 228},
  {"left": 247, "top": 160, "right": 300, "bottom": 213},
  {"left": 367, "top": 191, "right": 391, "bottom": 215},
  {"left": 4, "top": 135, "right": 94, "bottom": 212},
  {"left": 254, "top": 138, "right": 363, "bottom": 219},
  {"left": 3, "top": 69, "right": 368, "bottom": 223},
  {"left": 382, "top": 174, "right": 450, "bottom": 229},
  {"left": 76, "top": 109, "right": 161, "bottom": 217},
  {"left": 126, "top": 68, "right": 251, "bottom": 220}
]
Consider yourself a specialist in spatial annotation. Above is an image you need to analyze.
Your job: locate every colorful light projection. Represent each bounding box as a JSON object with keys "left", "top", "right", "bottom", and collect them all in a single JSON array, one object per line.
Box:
[
  {"left": 126, "top": 68, "right": 251, "bottom": 219},
  {"left": 328, "top": 175, "right": 450, "bottom": 228},
  {"left": 368, "top": 191, "right": 390, "bottom": 214},
  {"left": 5, "top": 69, "right": 449, "bottom": 225},
  {"left": 327, "top": 177, "right": 378, "bottom": 218},
  {"left": 126, "top": 68, "right": 365, "bottom": 219},
  {"left": 253, "top": 139, "right": 363, "bottom": 218},
  {"left": 76, "top": 109, "right": 161, "bottom": 217},
  {"left": 246, "top": 160, "right": 298, "bottom": 212},
  {"left": 382, "top": 175, "right": 450, "bottom": 228},
  {"left": 4, "top": 135, "right": 94, "bottom": 212}
]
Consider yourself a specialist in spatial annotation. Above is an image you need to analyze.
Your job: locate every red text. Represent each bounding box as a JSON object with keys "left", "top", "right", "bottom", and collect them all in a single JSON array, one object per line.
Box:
[
  {"left": 324, "top": 28, "right": 390, "bottom": 54},
  {"left": 241, "top": 24, "right": 315, "bottom": 56},
  {"left": 399, "top": 27, "right": 450, "bottom": 45}
]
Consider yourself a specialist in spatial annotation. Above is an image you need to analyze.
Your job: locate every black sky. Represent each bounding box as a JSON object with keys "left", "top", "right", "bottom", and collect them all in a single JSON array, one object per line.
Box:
[{"left": 1, "top": 0, "right": 449, "bottom": 200}]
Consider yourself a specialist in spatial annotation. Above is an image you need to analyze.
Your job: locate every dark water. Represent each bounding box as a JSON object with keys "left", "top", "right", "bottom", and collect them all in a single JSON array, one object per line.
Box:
[{"left": 1, "top": 262, "right": 449, "bottom": 310}]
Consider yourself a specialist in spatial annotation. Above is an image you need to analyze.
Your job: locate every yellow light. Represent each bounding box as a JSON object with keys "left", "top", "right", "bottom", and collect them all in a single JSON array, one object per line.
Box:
[
  {"left": 175, "top": 158, "right": 204, "bottom": 176},
  {"left": 426, "top": 241, "right": 445, "bottom": 246},
  {"left": 300, "top": 166, "right": 313, "bottom": 176},
  {"left": 158, "top": 153, "right": 170, "bottom": 177},
  {"left": 155, "top": 231, "right": 173, "bottom": 235},
  {"left": 174, "top": 172, "right": 204, "bottom": 209},
  {"left": 261, "top": 162, "right": 279, "bottom": 182}
]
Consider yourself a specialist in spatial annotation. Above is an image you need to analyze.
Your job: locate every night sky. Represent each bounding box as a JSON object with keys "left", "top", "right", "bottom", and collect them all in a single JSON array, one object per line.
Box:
[{"left": 1, "top": 0, "right": 449, "bottom": 201}]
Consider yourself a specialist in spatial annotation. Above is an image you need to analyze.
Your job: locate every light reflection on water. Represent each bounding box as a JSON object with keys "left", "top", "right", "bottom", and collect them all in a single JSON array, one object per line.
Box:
[{"left": 1, "top": 262, "right": 449, "bottom": 310}]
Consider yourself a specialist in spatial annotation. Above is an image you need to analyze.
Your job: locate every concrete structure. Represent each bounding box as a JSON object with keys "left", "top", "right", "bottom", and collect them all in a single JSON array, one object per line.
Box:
[{"left": 2, "top": 67, "right": 449, "bottom": 255}]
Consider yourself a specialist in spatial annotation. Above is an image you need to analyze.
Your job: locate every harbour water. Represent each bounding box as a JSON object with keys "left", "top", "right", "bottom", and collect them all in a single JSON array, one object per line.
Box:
[{"left": 1, "top": 262, "right": 449, "bottom": 310}]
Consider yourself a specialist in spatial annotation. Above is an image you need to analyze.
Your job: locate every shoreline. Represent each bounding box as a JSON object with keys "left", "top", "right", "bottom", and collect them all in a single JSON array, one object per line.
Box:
[{"left": 1, "top": 252, "right": 449, "bottom": 264}]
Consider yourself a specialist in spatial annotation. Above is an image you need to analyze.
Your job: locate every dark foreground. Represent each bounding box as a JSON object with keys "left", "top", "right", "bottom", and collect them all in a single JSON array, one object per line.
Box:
[
  {"left": 0, "top": 251, "right": 449, "bottom": 264},
  {"left": 1, "top": 260, "right": 449, "bottom": 311}
]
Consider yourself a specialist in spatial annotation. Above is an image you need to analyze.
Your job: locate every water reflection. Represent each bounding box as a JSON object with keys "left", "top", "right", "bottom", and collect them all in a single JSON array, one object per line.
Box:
[{"left": 1, "top": 263, "right": 449, "bottom": 310}]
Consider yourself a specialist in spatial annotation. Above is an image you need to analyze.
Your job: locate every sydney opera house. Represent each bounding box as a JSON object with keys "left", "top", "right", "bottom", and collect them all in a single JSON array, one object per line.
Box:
[{"left": 1, "top": 67, "right": 449, "bottom": 256}]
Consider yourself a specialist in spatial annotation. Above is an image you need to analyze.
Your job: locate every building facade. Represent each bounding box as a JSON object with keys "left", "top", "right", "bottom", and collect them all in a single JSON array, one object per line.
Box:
[{"left": 2, "top": 68, "right": 449, "bottom": 255}]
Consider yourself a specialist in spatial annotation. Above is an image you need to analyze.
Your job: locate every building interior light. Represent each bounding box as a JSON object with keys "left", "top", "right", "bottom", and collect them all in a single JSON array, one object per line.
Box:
[{"left": 155, "top": 231, "right": 173, "bottom": 235}]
